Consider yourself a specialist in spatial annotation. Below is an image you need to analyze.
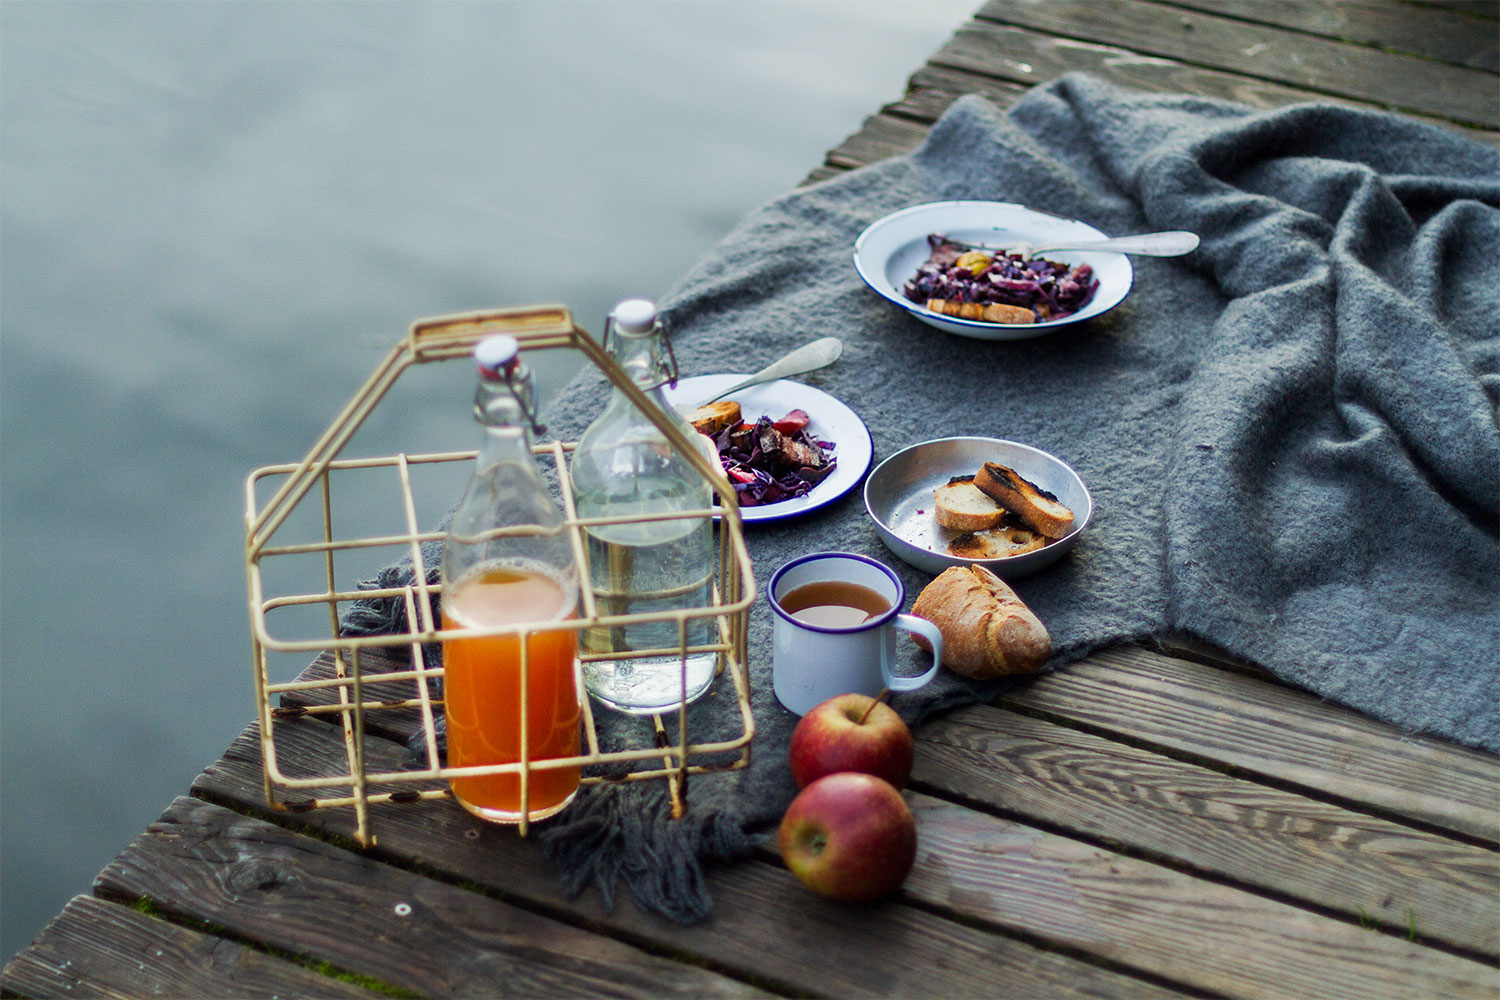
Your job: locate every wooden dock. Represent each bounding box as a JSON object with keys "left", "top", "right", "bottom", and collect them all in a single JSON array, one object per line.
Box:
[{"left": 5, "top": 3, "right": 1497, "bottom": 997}]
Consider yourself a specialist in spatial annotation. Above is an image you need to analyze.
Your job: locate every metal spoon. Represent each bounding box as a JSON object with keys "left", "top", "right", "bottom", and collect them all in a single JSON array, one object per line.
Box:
[
  {"left": 684, "top": 336, "right": 844, "bottom": 409},
  {"left": 955, "top": 230, "right": 1200, "bottom": 260}
]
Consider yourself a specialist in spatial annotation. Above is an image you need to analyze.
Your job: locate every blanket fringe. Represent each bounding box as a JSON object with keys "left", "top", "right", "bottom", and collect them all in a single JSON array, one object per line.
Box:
[{"left": 535, "top": 782, "right": 753, "bottom": 924}]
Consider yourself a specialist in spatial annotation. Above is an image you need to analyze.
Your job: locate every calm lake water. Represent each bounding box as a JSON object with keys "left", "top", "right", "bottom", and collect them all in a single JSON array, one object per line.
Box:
[{"left": 0, "top": 0, "right": 975, "bottom": 961}]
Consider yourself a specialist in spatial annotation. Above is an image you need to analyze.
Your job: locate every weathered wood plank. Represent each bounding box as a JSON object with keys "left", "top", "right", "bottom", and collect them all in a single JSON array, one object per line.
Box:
[
  {"left": 0, "top": 894, "right": 380, "bottom": 1000},
  {"left": 94, "top": 796, "right": 774, "bottom": 999},
  {"left": 932, "top": 22, "right": 1338, "bottom": 105},
  {"left": 1000, "top": 646, "right": 1500, "bottom": 843},
  {"left": 195, "top": 719, "right": 1185, "bottom": 998},
  {"left": 273, "top": 647, "right": 432, "bottom": 767},
  {"left": 1166, "top": 0, "right": 1500, "bottom": 71},
  {"left": 812, "top": 28, "right": 1499, "bottom": 185},
  {"left": 1428, "top": 0, "right": 1500, "bottom": 13},
  {"left": 900, "top": 794, "right": 1500, "bottom": 998},
  {"left": 974, "top": 0, "right": 1500, "bottom": 126},
  {"left": 912, "top": 704, "right": 1500, "bottom": 957},
  {"left": 888, "top": 72, "right": 1031, "bottom": 123},
  {"left": 1170, "top": 0, "right": 1500, "bottom": 70},
  {"left": 1420, "top": 1, "right": 1499, "bottom": 15},
  {"left": 822, "top": 113, "right": 934, "bottom": 172},
  {"left": 922, "top": 23, "right": 1500, "bottom": 144}
]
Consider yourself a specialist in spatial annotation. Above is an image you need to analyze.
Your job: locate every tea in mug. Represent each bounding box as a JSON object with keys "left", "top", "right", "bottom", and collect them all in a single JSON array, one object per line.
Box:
[{"left": 778, "top": 579, "right": 891, "bottom": 628}]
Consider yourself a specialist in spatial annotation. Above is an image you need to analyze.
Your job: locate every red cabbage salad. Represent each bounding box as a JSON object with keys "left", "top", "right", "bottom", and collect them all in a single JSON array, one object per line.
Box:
[
  {"left": 902, "top": 234, "right": 1100, "bottom": 322},
  {"left": 707, "top": 409, "right": 836, "bottom": 507}
]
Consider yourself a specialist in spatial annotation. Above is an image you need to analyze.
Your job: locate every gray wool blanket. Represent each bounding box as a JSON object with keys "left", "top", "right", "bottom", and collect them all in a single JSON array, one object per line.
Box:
[{"left": 348, "top": 74, "right": 1500, "bottom": 923}]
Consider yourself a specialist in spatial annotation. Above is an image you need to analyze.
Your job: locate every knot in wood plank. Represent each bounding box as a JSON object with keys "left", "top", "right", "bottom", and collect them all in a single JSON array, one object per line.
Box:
[{"left": 226, "top": 858, "right": 300, "bottom": 897}]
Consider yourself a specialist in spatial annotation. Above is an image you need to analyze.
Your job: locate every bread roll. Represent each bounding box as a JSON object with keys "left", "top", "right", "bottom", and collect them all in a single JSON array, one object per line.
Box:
[{"left": 910, "top": 565, "right": 1050, "bottom": 678}]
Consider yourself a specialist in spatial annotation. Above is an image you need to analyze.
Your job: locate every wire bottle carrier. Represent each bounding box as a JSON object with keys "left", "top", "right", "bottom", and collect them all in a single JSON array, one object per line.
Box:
[{"left": 244, "top": 305, "right": 756, "bottom": 844}]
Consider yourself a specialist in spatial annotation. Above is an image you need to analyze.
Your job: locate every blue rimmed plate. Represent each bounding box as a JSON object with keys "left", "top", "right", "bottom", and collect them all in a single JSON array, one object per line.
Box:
[
  {"left": 662, "top": 375, "right": 873, "bottom": 523},
  {"left": 853, "top": 200, "right": 1133, "bottom": 340}
]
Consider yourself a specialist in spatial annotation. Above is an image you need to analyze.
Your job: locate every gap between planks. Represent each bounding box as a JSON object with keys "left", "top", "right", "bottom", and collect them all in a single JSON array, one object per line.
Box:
[
  {"left": 994, "top": 645, "right": 1500, "bottom": 845},
  {"left": 189, "top": 719, "right": 1191, "bottom": 999},
  {"left": 195, "top": 713, "right": 1497, "bottom": 998},
  {"left": 972, "top": 0, "right": 1498, "bottom": 127},
  {"left": 806, "top": 12, "right": 1500, "bottom": 184}
]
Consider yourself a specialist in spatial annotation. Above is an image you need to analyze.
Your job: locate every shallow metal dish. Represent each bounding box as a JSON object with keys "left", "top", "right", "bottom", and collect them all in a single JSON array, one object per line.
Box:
[{"left": 863, "top": 436, "right": 1092, "bottom": 578}]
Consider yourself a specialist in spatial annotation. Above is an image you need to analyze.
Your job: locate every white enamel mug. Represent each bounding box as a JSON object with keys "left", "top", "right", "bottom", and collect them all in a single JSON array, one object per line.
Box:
[{"left": 769, "top": 552, "right": 944, "bottom": 716}]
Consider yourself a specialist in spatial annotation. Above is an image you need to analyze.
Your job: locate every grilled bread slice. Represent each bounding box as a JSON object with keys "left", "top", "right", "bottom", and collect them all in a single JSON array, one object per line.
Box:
[
  {"left": 946, "top": 526, "right": 1047, "bottom": 560},
  {"left": 925, "top": 298, "right": 1036, "bottom": 324},
  {"left": 933, "top": 476, "right": 1006, "bottom": 532},
  {"left": 973, "top": 462, "right": 1074, "bottom": 539},
  {"left": 685, "top": 400, "right": 742, "bottom": 437}
]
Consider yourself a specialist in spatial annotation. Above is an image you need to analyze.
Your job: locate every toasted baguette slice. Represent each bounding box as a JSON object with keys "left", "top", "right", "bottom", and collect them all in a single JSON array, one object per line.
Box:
[
  {"left": 925, "top": 298, "right": 1035, "bottom": 324},
  {"left": 933, "top": 476, "right": 1006, "bottom": 532},
  {"left": 685, "top": 400, "right": 742, "bottom": 436},
  {"left": 946, "top": 526, "right": 1047, "bottom": 560},
  {"left": 973, "top": 462, "right": 1074, "bottom": 539}
]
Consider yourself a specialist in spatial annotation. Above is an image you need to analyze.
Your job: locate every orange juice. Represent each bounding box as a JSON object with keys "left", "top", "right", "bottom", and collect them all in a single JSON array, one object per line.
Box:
[{"left": 441, "top": 563, "right": 581, "bottom": 822}]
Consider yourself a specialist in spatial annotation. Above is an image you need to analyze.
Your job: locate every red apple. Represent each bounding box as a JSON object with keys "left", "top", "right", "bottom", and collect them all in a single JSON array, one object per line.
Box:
[
  {"left": 778, "top": 772, "right": 917, "bottom": 901},
  {"left": 788, "top": 692, "right": 913, "bottom": 789}
]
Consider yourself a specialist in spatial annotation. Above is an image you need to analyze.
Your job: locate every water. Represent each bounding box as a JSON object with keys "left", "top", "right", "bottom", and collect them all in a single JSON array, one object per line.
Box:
[
  {"left": 0, "top": 0, "right": 977, "bottom": 961},
  {"left": 581, "top": 503, "right": 717, "bottom": 713}
]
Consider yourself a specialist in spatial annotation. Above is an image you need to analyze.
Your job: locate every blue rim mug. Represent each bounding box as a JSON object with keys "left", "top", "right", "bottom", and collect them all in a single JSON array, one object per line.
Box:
[{"left": 768, "top": 551, "right": 943, "bottom": 715}]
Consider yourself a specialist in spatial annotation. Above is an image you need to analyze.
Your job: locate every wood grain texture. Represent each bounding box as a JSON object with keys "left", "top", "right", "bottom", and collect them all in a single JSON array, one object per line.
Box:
[
  {"left": 1165, "top": 0, "right": 1500, "bottom": 71},
  {"left": 902, "top": 794, "right": 1500, "bottom": 998},
  {"left": 912, "top": 704, "right": 1500, "bottom": 957},
  {"left": 94, "top": 796, "right": 772, "bottom": 999},
  {"left": 195, "top": 719, "right": 1182, "bottom": 999},
  {"left": 814, "top": 19, "right": 1499, "bottom": 184},
  {"left": 1000, "top": 646, "right": 1500, "bottom": 843},
  {"left": 820, "top": 113, "right": 933, "bottom": 172},
  {"left": 1418, "top": 1, "right": 1499, "bottom": 15},
  {"left": 888, "top": 71, "right": 1031, "bottom": 122},
  {"left": 974, "top": 0, "right": 1499, "bottom": 126},
  {"left": 925, "top": 22, "right": 1500, "bottom": 144},
  {"left": 0, "top": 895, "right": 380, "bottom": 1000},
  {"left": 279, "top": 647, "right": 430, "bottom": 748}
]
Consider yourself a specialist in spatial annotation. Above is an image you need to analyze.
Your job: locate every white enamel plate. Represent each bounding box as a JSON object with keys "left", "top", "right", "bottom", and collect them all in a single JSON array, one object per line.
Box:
[
  {"left": 853, "top": 200, "right": 1134, "bottom": 340},
  {"left": 663, "top": 375, "right": 873, "bottom": 523}
]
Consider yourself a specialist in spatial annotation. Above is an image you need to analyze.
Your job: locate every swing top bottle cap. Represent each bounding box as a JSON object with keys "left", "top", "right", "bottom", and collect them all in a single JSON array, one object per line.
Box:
[
  {"left": 612, "top": 299, "right": 658, "bottom": 335},
  {"left": 475, "top": 335, "right": 520, "bottom": 379}
]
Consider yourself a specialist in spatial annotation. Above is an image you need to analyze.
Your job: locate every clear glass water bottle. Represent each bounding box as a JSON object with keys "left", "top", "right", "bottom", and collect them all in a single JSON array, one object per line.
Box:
[
  {"left": 570, "top": 299, "right": 718, "bottom": 714},
  {"left": 440, "top": 335, "right": 581, "bottom": 824}
]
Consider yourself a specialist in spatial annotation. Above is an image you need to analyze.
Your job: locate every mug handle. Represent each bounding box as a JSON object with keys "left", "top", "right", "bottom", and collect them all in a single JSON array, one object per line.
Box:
[{"left": 884, "top": 615, "right": 944, "bottom": 692}]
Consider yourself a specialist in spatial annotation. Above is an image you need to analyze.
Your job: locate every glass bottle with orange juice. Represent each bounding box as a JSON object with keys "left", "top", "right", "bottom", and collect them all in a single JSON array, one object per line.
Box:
[{"left": 440, "top": 335, "right": 581, "bottom": 824}]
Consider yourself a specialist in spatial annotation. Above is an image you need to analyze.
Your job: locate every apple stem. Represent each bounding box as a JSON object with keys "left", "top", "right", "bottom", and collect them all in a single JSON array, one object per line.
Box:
[{"left": 858, "top": 689, "right": 891, "bottom": 726}]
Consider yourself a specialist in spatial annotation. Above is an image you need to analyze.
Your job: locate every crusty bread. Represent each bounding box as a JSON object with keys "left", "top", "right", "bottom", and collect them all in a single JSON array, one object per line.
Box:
[
  {"left": 945, "top": 526, "right": 1046, "bottom": 560},
  {"left": 933, "top": 476, "right": 1006, "bottom": 532},
  {"left": 910, "top": 565, "right": 1050, "bottom": 678},
  {"left": 925, "top": 298, "right": 1036, "bottom": 324},
  {"left": 685, "top": 400, "right": 742, "bottom": 437},
  {"left": 973, "top": 462, "right": 1074, "bottom": 539}
]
